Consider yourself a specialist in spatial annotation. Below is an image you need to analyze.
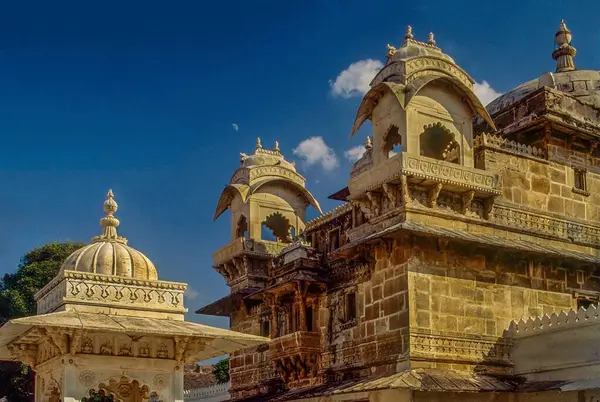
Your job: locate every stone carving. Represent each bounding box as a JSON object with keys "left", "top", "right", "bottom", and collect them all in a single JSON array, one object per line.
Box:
[
  {"left": 152, "top": 374, "right": 169, "bottom": 390},
  {"left": 119, "top": 343, "right": 133, "bottom": 356},
  {"left": 79, "top": 370, "right": 96, "bottom": 387},
  {"left": 157, "top": 343, "right": 169, "bottom": 359},
  {"left": 81, "top": 337, "right": 94, "bottom": 354},
  {"left": 100, "top": 341, "right": 113, "bottom": 355},
  {"left": 138, "top": 342, "right": 150, "bottom": 357}
]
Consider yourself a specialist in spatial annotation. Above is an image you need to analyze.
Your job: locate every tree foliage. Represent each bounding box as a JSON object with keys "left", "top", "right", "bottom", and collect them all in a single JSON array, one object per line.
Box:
[
  {"left": 212, "top": 357, "right": 230, "bottom": 384},
  {"left": 0, "top": 242, "right": 84, "bottom": 401}
]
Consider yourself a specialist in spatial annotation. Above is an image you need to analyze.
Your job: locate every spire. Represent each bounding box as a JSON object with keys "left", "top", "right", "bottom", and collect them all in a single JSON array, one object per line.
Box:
[
  {"left": 552, "top": 19, "right": 576, "bottom": 73},
  {"left": 404, "top": 25, "right": 414, "bottom": 41},
  {"left": 256, "top": 137, "right": 262, "bottom": 150},
  {"left": 93, "top": 190, "right": 127, "bottom": 244},
  {"left": 365, "top": 136, "right": 372, "bottom": 150},
  {"left": 274, "top": 141, "right": 280, "bottom": 153},
  {"left": 428, "top": 32, "right": 436, "bottom": 46}
]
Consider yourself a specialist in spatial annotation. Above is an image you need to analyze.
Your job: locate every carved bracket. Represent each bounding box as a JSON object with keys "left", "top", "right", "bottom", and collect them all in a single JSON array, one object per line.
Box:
[
  {"left": 461, "top": 190, "right": 475, "bottom": 215},
  {"left": 428, "top": 183, "right": 443, "bottom": 208}
]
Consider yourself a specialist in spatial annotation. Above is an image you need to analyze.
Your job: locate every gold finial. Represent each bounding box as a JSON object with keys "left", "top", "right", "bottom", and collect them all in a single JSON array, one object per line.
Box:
[
  {"left": 552, "top": 19, "right": 576, "bottom": 72},
  {"left": 365, "top": 136, "right": 372, "bottom": 149},
  {"left": 428, "top": 32, "right": 436, "bottom": 46},
  {"left": 256, "top": 137, "right": 262, "bottom": 150},
  {"left": 386, "top": 44, "right": 397, "bottom": 58},
  {"left": 93, "top": 189, "right": 127, "bottom": 244},
  {"left": 274, "top": 141, "right": 280, "bottom": 152},
  {"left": 405, "top": 25, "right": 414, "bottom": 40}
]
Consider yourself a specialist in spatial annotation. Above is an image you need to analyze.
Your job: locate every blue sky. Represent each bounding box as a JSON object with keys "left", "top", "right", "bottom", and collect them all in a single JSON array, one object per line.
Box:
[{"left": 0, "top": 0, "right": 599, "bottom": 338}]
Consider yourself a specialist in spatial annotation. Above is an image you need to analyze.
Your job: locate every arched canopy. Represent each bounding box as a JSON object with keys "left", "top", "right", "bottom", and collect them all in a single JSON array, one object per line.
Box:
[
  {"left": 404, "top": 74, "right": 496, "bottom": 130},
  {"left": 250, "top": 178, "right": 323, "bottom": 214},
  {"left": 350, "top": 82, "right": 406, "bottom": 137},
  {"left": 213, "top": 184, "right": 249, "bottom": 221},
  {"left": 350, "top": 74, "right": 496, "bottom": 137}
]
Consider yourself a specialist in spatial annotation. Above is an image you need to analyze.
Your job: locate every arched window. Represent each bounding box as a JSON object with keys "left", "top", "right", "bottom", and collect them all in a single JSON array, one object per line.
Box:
[
  {"left": 261, "top": 212, "right": 292, "bottom": 243},
  {"left": 420, "top": 123, "right": 460, "bottom": 164},
  {"left": 383, "top": 125, "right": 402, "bottom": 158},
  {"left": 236, "top": 215, "right": 248, "bottom": 238}
]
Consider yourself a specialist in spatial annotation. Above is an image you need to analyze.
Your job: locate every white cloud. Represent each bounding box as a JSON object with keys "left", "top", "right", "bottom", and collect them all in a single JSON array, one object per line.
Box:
[
  {"left": 329, "top": 59, "right": 384, "bottom": 98},
  {"left": 232, "top": 123, "right": 239, "bottom": 131},
  {"left": 473, "top": 81, "right": 502, "bottom": 106},
  {"left": 344, "top": 145, "right": 366, "bottom": 162},
  {"left": 185, "top": 286, "right": 199, "bottom": 299},
  {"left": 293, "top": 137, "right": 339, "bottom": 171}
]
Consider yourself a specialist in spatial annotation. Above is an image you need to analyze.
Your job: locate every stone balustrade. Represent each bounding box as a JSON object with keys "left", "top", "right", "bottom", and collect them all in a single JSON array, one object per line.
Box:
[
  {"left": 212, "top": 238, "right": 288, "bottom": 267},
  {"left": 184, "top": 382, "right": 230, "bottom": 401}
]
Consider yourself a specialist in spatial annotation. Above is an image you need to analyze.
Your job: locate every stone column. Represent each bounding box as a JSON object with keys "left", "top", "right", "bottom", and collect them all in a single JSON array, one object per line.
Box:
[
  {"left": 271, "top": 297, "right": 279, "bottom": 338},
  {"left": 296, "top": 281, "right": 307, "bottom": 332}
]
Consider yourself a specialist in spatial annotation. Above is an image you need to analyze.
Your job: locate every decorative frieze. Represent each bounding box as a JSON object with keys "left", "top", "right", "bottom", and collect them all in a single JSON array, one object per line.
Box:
[
  {"left": 507, "top": 305, "right": 599, "bottom": 338},
  {"left": 409, "top": 330, "right": 512, "bottom": 365}
]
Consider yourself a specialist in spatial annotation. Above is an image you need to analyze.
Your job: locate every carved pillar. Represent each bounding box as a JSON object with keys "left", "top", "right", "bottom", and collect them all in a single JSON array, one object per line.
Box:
[
  {"left": 295, "top": 282, "right": 307, "bottom": 332},
  {"left": 271, "top": 295, "right": 279, "bottom": 338}
]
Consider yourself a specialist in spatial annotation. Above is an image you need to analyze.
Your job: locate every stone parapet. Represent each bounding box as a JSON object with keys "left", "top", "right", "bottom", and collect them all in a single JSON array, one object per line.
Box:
[
  {"left": 348, "top": 152, "right": 499, "bottom": 198},
  {"left": 36, "top": 270, "right": 187, "bottom": 318}
]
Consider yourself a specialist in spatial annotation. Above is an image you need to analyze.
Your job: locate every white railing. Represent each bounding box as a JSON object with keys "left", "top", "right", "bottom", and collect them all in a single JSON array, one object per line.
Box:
[{"left": 184, "top": 382, "right": 230, "bottom": 401}]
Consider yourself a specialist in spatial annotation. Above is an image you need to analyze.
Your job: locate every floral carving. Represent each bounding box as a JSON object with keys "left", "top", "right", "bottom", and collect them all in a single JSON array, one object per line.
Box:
[
  {"left": 153, "top": 374, "right": 169, "bottom": 390},
  {"left": 81, "top": 337, "right": 94, "bottom": 354},
  {"left": 79, "top": 370, "right": 96, "bottom": 387}
]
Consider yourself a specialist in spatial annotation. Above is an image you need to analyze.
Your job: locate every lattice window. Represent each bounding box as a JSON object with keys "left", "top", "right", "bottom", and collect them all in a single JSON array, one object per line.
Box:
[{"left": 573, "top": 168, "right": 589, "bottom": 195}]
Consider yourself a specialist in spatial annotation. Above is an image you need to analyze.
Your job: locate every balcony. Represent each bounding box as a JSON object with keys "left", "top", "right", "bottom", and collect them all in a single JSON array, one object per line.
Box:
[
  {"left": 212, "top": 238, "right": 288, "bottom": 267},
  {"left": 348, "top": 151, "right": 500, "bottom": 198},
  {"left": 268, "top": 332, "right": 322, "bottom": 387}
]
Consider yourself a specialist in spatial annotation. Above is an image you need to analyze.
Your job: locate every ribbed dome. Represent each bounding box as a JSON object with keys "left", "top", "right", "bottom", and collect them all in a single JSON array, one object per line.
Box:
[{"left": 60, "top": 190, "right": 158, "bottom": 281}]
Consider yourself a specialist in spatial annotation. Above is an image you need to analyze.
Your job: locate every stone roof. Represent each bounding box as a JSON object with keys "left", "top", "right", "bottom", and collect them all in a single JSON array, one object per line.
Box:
[
  {"left": 230, "top": 369, "right": 518, "bottom": 401},
  {"left": 0, "top": 310, "right": 268, "bottom": 363}
]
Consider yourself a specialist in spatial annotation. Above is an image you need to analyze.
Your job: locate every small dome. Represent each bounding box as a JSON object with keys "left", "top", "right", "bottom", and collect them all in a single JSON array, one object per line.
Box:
[
  {"left": 385, "top": 27, "right": 455, "bottom": 66},
  {"left": 60, "top": 190, "right": 158, "bottom": 281}
]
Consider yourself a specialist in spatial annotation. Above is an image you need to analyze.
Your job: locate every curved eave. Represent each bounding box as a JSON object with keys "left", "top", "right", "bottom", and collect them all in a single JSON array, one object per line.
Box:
[
  {"left": 405, "top": 74, "right": 497, "bottom": 131},
  {"left": 250, "top": 178, "right": 323, "bottom": 214},
  {"left": 350, "top": 82, "right": 406, "bottom": 138},
  {"left": 213, "top": 184, "right": 249, "bottom": 221}
]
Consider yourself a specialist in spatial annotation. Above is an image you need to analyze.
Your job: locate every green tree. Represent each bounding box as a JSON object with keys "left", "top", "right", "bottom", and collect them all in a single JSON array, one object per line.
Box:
[
  {"left": 212, "top": 357, "right": 230, "bottom": 384},
  {"left": 0, "top": 241, "right": 84, "bottom": 402}
]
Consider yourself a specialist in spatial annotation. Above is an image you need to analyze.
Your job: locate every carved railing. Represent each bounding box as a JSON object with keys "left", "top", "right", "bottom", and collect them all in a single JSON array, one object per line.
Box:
[
  {"left": 474, "top": 133, "right": 547, "bottom": 160},
  {"left": 184, "top": 382, "right": 230, "bottom": 401}
]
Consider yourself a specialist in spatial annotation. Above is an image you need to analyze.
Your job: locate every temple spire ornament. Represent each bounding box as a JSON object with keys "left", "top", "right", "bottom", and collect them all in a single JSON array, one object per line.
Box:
[
  {"left": 552, "top": 19, "right": 576, "bottom": 72},
  {"left": 93, "top": 189, "right": 127, "bottom": 244},
  {"left": 428, "top": 32, "right": 436, "bottom": 46},
  {"left": 405, "top": 25, "right": 414, "bottom": 40},
  {"left": 256, "top": 137, "right": 263, "bottom": 150},
  {"left": 365, "top": 136, "right": 372, "bottom": 150},
  {"left": 274, "top": 140, "right": 280, "bottom": 153}
]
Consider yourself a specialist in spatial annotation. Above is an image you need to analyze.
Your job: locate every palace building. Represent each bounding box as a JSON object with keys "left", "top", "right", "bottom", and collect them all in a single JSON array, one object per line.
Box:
[{"left": 198, "top": 21, "right": 600, "bottom": 402}]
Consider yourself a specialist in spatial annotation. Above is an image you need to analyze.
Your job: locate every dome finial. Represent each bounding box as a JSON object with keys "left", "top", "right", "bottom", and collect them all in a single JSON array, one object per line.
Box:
[
  {"left": 365, "top": 136, "right": 372, "bottom": 149},
  {"left": 405, "top": 25, "right": 414, "bottom": 41},
  {"left": 274, "top": 140, "right": 280, "bottom": 153},
  {"left": 552, "top": 19, "right": 576, "bottom": 72},
  {"left": 93, "top": 189, "right": 127, "bottom": 244},
  {"left": 256, "top": 137, "right": 262, "bottom": 150},
  {"left": 428, "top": 32, "right": 436, "bottom": 46}
]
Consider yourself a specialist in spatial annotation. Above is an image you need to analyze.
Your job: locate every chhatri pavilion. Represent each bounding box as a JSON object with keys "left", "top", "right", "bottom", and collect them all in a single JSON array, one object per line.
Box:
[{"left": 0, "top": 190, "right": 267, "bottom": 401}]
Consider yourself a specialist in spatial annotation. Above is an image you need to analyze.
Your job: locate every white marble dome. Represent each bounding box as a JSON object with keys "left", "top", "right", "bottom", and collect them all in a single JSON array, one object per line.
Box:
[{"left": 59, "top": 190, "right": 158, "bottom": 281}]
